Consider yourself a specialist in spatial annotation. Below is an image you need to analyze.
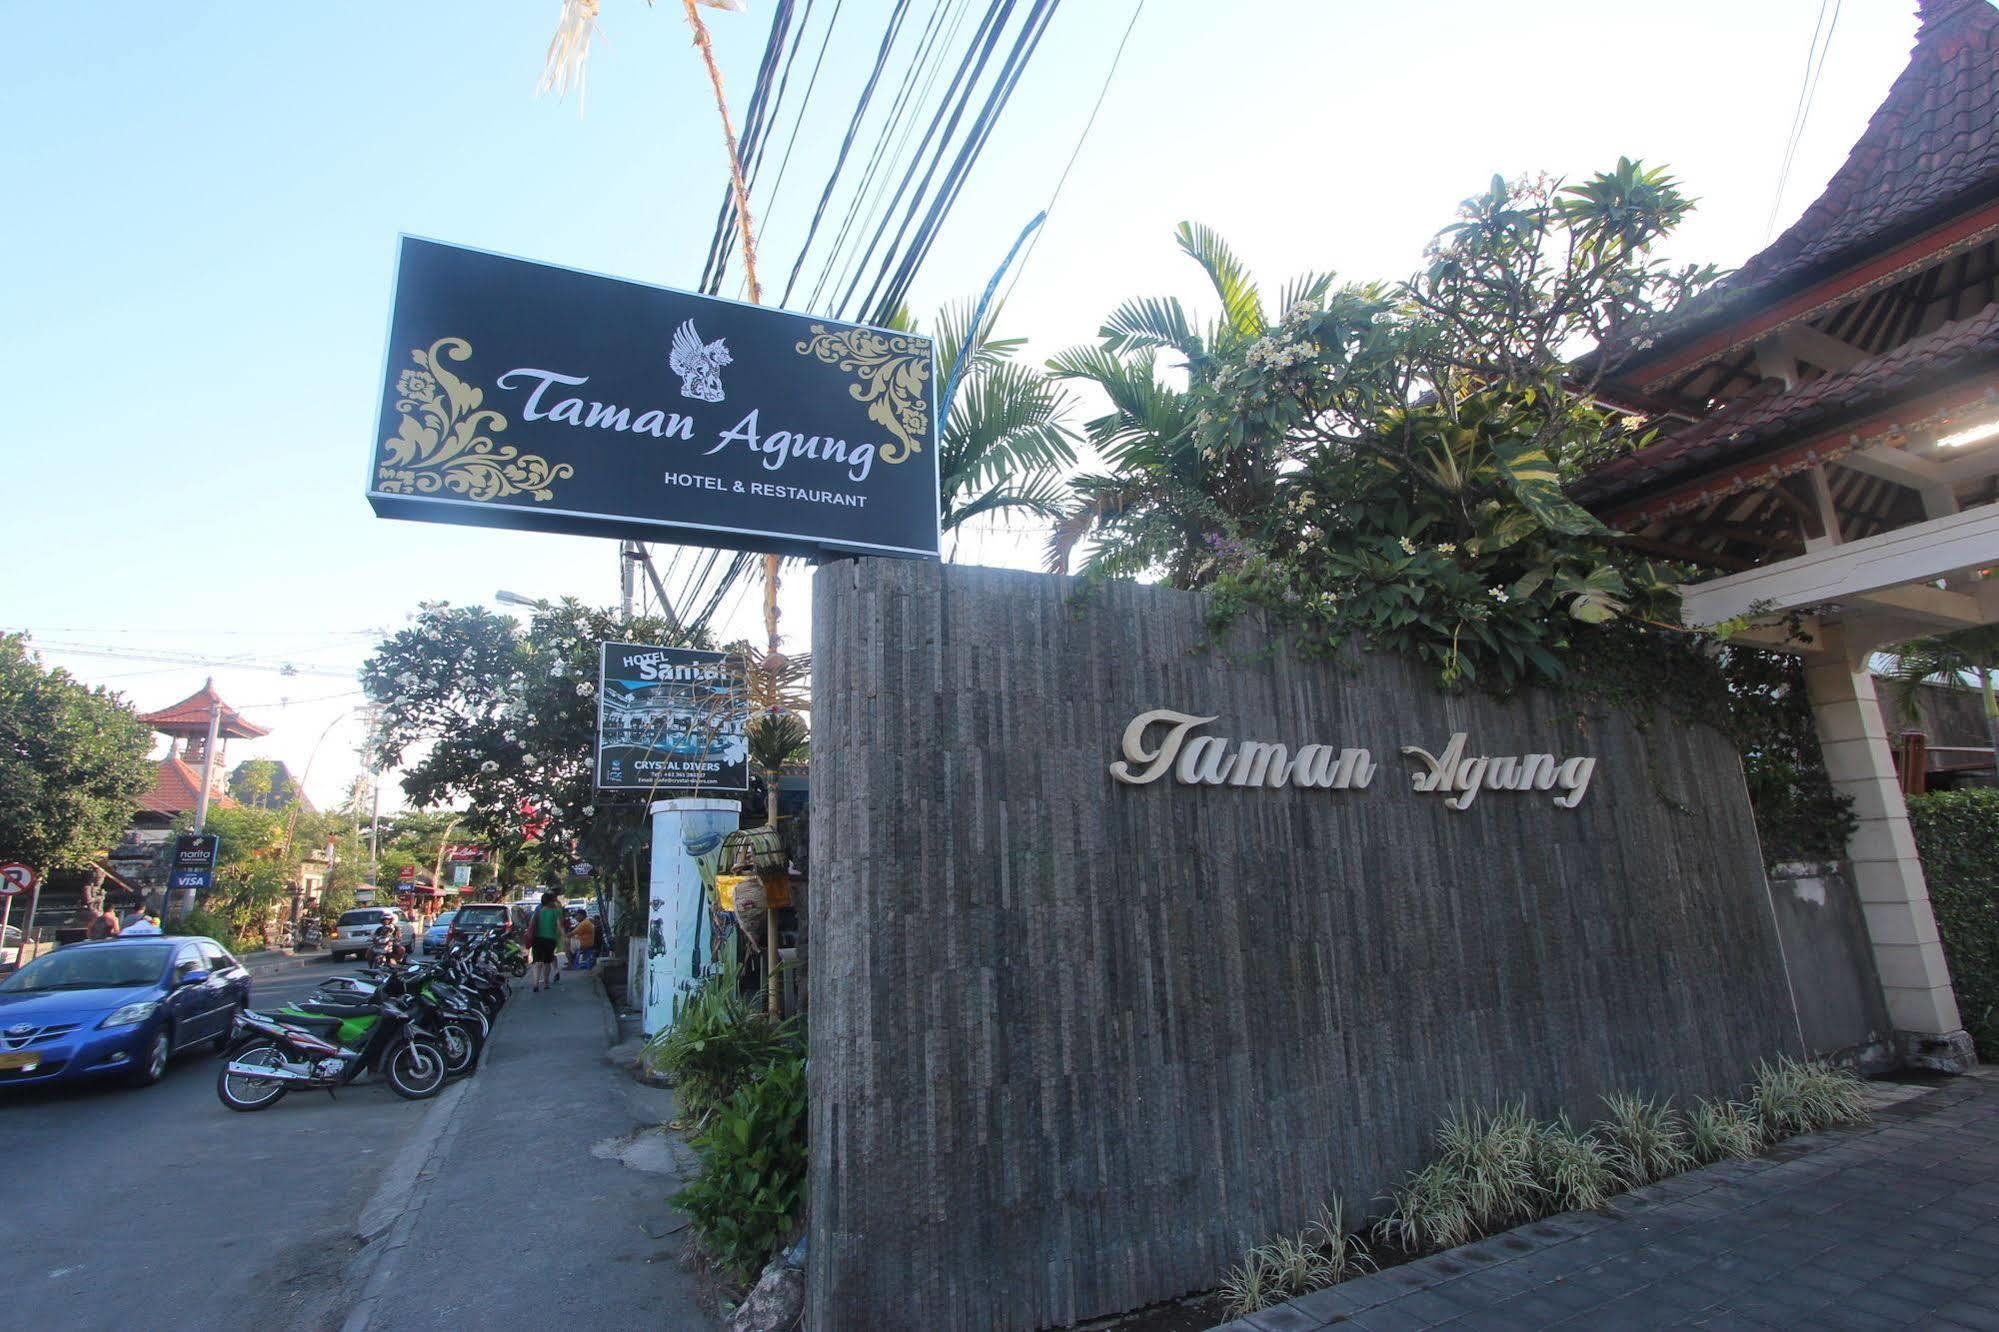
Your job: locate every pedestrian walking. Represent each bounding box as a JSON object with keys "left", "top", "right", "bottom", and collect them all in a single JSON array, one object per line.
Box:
[
  {"left": 88, "top": 905, "right": 121, "bottom": 940},
  {"left": 572, "top": 910, "right": 597, "bottom": 970},
  {"left": 563, "top": 909, "right": 581, "bottom": 970},
  {"left": 529, "top": 891, "right": 564, "bottom": 991}
]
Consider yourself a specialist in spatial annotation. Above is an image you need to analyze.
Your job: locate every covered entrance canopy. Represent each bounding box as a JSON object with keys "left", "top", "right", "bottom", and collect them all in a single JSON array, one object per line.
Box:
[{"left": 1576, "top": 0, "right": 1999, "bottom": 1061}]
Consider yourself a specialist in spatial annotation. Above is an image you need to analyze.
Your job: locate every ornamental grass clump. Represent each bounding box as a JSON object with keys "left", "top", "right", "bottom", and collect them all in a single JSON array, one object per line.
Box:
[
  {"left": 1688, "top": 1096, "right": 1764, "bottom": 1164},
  {"left": 1531, "top": 1117, "right": 1620, "bottom": 1213},
  {"left": 1439, "top": 1101, "right": 1544, "bottom": 1232},
  {"left": 1749, "top": 1056, "right": 1870, "bottom": 1137},
  {"left": 1374, "top": 1102, "right": 1545, "bottom": 1251},
  {"left": 1596, "top": 1092, "right": 1695, "bottom": 1186},
  {"left": 1220, "top": 1201, "right": 1373, "bottom": 1319}
]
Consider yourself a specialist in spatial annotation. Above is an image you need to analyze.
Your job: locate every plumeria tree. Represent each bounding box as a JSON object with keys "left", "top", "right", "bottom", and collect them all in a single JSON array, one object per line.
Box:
[
  {"left": 362, "top": 600, "right": 711, "bottom": 933},
  {"left": 1051, "top": 163, "right": 1719, "bottom": 692}
]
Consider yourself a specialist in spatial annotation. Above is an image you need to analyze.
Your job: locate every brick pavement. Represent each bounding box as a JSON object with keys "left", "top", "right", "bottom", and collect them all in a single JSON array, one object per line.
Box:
[{"left": 1213, "top": 1071, "right": 1999, "bottom": 1331}]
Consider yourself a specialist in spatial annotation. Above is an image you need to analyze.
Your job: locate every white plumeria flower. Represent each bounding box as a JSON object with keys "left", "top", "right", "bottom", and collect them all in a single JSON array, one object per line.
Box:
[
  {"left": 1397, "top": 537, "right": 1417, "bottom": 555},
  {"left": 1489, "top": 587, "right": 1510, "bottom": 603},
  {"left": 1436, "top": 542, "right": 1457, "bottom": 555},
  {"left": 582, "top": 805, "right": 595, "bottom": 817},
  {"left": 575, "top": 682, "right": 596, "bottom": 697},
  {"left": 479, "top": 760, "right": 500, "bottom": 774}
]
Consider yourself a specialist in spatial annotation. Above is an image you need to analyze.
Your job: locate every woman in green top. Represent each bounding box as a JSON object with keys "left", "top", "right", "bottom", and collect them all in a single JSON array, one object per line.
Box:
[{"left": 530, "top": 891, "right": 565, "bottom": 992}]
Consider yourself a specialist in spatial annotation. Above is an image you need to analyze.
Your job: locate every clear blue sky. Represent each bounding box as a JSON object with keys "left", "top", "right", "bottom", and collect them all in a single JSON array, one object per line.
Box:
[{"left": 0, "top": 1, "right": 1918, "bottom": 806}]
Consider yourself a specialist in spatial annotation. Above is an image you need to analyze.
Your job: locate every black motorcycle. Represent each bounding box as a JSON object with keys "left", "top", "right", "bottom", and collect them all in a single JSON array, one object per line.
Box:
[{"left": 215, "top": 996, "right": 447, "bottom": 1110}]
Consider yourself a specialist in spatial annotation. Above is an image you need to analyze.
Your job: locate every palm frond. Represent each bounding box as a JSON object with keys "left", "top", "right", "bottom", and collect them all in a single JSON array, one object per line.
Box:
[
  {"left": 1176, "top": 221, "right": 1266, "bottom": 337},
  {"left": 946, "top": 473, "right": 1070, "bottom": 532},
  {"left": 1099, "top": 296, "right": 1203, "bottom": 360}
]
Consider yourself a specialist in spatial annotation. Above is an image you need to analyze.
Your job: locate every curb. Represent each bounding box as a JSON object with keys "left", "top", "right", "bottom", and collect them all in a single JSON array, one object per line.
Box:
[
  {"left": 239, "top": 952, "right": 317, "bottom": 978},
  {"left": 340, "top": 1031, "right": 490, "bottom": 1331},
  {"left": 594, "top": 970, "right": 620, "bottom": 1048}
]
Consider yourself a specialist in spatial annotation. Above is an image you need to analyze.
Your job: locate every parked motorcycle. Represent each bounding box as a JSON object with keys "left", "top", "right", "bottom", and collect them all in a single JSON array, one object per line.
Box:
[
  {"left": 294, "top": 968, "right": 486, "bottom": 1078},
  {"left": 215, "top": 996, "right": 447, "bottom": 1110}
]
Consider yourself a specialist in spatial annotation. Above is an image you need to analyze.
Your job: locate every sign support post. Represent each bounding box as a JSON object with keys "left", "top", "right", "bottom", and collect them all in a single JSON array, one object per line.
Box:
[{"left": 0, "top": 863, "right": 41, "bottom": 966}]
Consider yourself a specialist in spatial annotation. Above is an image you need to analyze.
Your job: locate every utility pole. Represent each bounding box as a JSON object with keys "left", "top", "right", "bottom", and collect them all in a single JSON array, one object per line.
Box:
[
  {"left": 173, "top": 679, "right": 225, "bottom": 925},
  {"left": 193, "top": 679, "right": 222, "bottom": 832},
  {"left": 620, "top": 540, "right": 638, "bottom": 619},
  {"left": 429, "top": 815, "right": 463, "bottom": 917}
]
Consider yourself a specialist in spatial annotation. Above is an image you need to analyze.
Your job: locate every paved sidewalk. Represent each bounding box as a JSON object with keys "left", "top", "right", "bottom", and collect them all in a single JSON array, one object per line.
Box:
[
  {"left": 1217, "top": 1072, "right": 1999, "bottom": 1331},
  {"left": 340, "top": 961, "right": 709, "bottom": 1330}
]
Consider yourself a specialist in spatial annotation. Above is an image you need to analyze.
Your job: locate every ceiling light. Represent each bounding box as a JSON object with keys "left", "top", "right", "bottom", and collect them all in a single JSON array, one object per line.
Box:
[{"left": 1936, "top": 419, "right": 1999, "bottom": 449}]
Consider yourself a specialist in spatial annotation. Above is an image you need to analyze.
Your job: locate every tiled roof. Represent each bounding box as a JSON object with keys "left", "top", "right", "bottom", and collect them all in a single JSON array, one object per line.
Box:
[
  {"left": 1616, "top": 0, "right": 1999, "bottom": 362},
  {"left": 137, "top": 681, "right": 269, "bottom": 739},
  {"left": 1575, "top": 302, "right": 1999, "bottom": 509},
  {"left": 137, "top": 756, "right": 239, "bottom": 817}
]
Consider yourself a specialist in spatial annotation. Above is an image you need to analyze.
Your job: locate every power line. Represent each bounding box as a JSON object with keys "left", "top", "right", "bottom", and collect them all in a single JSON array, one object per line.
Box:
[
  {"left": 1765, "top": 0, "right": 1842, "bottom": 242},
  {"left": 781, "top": 0, "right": 920, "bottom": 307},
  {"left": 996, "top": 0, "right": 1145, "bottom": 317},
  {"left": 803, "top": 0, "right": 965, "bottom": 312}
]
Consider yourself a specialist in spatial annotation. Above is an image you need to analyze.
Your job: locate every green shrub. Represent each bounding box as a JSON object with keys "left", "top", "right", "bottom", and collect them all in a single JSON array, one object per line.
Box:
[
  {"left": 167, "top": 908, "right": 250, "bottom": 952},
  {"left": 1908, "top": 789, "right": 1999, "bottom": 1057},
  {"left": 1749, "top": 1056, "right": 1869, "bottom": 1137},
  {"left": 672, "top": 1051, "right": 808, "bottom": 1284},
  {"left": 1688, "top": 1097, "right": 1762, "bottom": 1163},
  {"left": 645, "top": 962, "right": 798, "bottom": 1125}
]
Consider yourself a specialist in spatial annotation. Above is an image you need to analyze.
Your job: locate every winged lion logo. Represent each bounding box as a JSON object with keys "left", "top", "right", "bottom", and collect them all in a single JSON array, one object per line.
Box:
[{"left": 668, "top": 320, "right": 732, "bottom": 403}]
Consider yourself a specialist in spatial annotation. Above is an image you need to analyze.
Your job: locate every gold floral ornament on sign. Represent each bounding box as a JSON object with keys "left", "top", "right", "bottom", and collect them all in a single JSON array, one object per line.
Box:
[
  {"left": 377, "top": 337, "right": 573, "bottom": 502},
  {"left": 795, "top": 326, "right": 931, "bottom": 464}
]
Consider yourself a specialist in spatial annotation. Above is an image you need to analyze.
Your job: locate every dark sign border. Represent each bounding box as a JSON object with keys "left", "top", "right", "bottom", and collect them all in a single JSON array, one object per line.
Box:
[{"left": 365, "top": 235, "right": 942, "bottom": 561}]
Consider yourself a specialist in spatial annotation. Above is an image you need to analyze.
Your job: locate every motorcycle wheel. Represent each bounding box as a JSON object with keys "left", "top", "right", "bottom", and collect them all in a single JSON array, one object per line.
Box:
[
  {"left": 384, "top": 1037, "right": 447, "bottom": 1100},
  {"left": 438, "top": 1021, "right": 481, "bottom": 1077},
  {"left": 217, "top": 1040, "right": 291, "bottom": 1112},
  {"left": 506, "top": 957, "right": 527, "bottom": 979}
]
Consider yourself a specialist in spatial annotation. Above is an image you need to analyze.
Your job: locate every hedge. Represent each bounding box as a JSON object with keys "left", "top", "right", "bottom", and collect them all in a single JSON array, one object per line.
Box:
[{"left": 1909, "top": 788, "right": 1999, "bottom": 1057}]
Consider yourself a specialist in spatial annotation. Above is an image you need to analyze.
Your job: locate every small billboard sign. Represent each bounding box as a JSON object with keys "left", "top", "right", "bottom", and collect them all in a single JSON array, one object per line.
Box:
[
  {"left": 595, "top": 642, "right": 747, "bottom": 793},
  {"left": 168, "top": 834, "right": 220, "bottom": 892}
]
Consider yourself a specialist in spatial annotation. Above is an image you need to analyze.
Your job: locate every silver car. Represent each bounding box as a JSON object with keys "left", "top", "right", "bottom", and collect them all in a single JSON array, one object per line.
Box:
[{"left": 329, "top": 907, "right": 414, "bottom": 962}]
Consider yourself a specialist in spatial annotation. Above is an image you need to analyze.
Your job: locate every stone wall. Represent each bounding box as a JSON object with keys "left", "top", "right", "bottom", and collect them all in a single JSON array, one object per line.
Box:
[
  {"left": 1765, "top": 861, "right": 1894, "bottom": 1070},
  {"left": 808, "top": 559, "right": 1806, "bottom": 1331}
]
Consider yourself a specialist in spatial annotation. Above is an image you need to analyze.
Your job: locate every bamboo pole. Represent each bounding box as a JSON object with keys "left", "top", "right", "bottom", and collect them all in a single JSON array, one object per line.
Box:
[{"left": 682, "top": 0, "right": 780, "bottom": 1016}]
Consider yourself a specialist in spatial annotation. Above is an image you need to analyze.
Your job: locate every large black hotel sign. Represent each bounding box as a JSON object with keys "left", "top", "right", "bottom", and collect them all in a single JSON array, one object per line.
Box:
[{"left": 367, "top": 237, "right": 940, "bottom": 559}]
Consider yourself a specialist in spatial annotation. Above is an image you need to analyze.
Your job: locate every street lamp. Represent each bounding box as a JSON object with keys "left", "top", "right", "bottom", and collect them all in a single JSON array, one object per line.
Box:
[{"left": 494, "top": 589, "right": 550, "bottom": 609}]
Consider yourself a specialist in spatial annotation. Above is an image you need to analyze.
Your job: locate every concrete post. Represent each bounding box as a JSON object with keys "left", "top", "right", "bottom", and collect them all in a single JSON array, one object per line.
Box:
[
  {"left": 1803, "top": 626, "right": 1975, "bottom": 1069},
  {"left": 643, "top": 797, "right": 740, "bottom": 1037}
]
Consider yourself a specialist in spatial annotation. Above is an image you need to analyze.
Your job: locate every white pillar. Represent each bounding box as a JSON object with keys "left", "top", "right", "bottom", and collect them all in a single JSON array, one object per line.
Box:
[
  {"left": 643, "top": 797, "right": 740, "bottom": 1037},
  {"left": 1804, "top": 627, "right": 1972, "bottom": 1064}
]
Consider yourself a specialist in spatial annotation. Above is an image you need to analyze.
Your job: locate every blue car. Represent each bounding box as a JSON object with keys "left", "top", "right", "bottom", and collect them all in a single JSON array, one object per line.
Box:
[
  {"left": 0, "top": 936, "right": 251, "bottom": 1089},
  {"left": 422, "top": 910, "right": 458, "bottom": 956}
]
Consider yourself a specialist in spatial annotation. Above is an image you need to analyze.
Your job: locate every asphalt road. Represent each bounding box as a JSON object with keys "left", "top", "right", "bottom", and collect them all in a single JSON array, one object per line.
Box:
[{"left": 0, "top": 957, "right": 438, "bottom": 1331}]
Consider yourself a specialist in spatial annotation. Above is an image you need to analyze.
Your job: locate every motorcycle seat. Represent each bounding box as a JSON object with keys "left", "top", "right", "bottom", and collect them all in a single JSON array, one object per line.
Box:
[
  {"left": 291, "top": 1000, "right": 381, "bottom": 1020},
  {"left": 274, "top": 1011, "right": 347, "bottom": 1036}
]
